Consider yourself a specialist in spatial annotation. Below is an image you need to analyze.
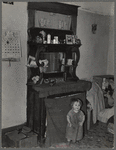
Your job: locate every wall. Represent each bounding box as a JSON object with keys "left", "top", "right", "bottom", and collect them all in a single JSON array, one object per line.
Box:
[
  {"left": 76, "top": 9, "right": 114, "bottom": 79},
  {"left": 2, "top": 2, "right": 27, "bottom": 128},
  {"left": 107, "top": 16, "right": 114, "bottom": 74}
]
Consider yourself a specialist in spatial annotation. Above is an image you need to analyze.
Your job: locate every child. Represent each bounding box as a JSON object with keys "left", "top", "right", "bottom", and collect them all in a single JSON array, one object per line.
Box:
[{"left": 66, "top": 98, "right": 85, "bottom": 145}]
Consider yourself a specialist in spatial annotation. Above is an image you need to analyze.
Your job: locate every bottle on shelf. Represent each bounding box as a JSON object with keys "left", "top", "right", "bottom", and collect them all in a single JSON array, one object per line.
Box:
[
  {"left": 102, "top": 78, "right": 106, "bottom": 90},
  {"left": 47, "top": 34, "right": 51, "bottom": 44}
]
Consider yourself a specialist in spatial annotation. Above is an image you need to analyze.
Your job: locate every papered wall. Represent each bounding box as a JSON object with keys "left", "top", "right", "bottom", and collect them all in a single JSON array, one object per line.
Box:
[
  {"left": 2, "top": 2, "right": 28, "bottom": 129},
  {"left": 76, "top": 9, "right": 114, "bottom": 79},
  {"left": 107, "top": 16, "right": 114, "bottom": 74}
]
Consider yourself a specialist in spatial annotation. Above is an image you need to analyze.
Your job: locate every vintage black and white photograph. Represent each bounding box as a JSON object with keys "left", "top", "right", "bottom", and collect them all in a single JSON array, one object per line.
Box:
[{"left": 2, "top": 1, "right": 114, "bottom": 148}]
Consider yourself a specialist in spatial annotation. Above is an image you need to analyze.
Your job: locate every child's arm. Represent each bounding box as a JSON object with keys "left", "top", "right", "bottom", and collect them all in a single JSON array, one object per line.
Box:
[
  {"left": 79, "top": 112, "right": 85, "bottom": 126},
  {"left": 67, "top": 115, "right": 72, "bottom": 127}
]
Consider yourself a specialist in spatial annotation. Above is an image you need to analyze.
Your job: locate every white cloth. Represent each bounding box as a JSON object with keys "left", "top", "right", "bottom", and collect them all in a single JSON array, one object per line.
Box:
[
  {"left": 98, "top": 107, "right": 114, "bottom": 123},
  {"left": 86, "top": 81, "right": 105, "bottom": 124},
  {"left": 107, "top": 122, "right": 114, "bottom": 134}
]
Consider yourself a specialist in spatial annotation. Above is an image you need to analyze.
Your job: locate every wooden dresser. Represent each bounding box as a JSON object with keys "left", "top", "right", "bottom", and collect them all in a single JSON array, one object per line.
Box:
[{"left": 26, "top": 2, "right": 92, "bottom": 146}]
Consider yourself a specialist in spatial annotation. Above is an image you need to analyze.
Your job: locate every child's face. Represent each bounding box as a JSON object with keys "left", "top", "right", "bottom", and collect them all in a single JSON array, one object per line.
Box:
[{"left": 73, "top": 101, "right": 81, "bottom": 111}]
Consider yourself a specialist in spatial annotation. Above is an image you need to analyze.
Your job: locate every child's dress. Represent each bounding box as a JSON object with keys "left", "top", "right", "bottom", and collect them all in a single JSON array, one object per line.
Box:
[{"left": 66, "top": 109, "right": 85, "bottom": 142}]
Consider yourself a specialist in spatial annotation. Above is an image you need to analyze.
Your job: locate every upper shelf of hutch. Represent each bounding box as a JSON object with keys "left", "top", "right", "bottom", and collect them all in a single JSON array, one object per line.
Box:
[
  {"left": 27, "top": 2, "right": 80, "bottom": 34},
  {"left": 28, "top": 2, "right": 80, "bottom": 16},
  {"left": 28, "top": 42, "right": 82, "bottom": 47}
]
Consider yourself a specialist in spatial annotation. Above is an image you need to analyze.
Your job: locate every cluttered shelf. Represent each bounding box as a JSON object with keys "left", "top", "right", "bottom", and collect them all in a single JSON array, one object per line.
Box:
[{"left": 28, "top": 42, "right": 82, "bottom": 46}]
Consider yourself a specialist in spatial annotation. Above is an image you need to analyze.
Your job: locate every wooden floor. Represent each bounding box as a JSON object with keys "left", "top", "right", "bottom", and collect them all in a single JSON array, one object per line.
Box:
[
  {"left": 2, "top": 121, "right": 114, "bottom": 148},
  {"left": 48, "top": 121, "right": 114, "bottom": 148}
]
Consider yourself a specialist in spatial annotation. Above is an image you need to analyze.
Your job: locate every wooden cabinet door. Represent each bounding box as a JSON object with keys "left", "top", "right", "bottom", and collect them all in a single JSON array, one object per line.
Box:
[{"left": 27, "top": 89, "right": 46, "bottom": 142}]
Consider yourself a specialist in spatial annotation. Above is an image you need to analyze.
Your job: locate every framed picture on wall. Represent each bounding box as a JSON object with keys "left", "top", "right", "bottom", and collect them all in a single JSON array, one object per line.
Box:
[{"left": 66, "top": 35, "right": 73, "bottom": 44}]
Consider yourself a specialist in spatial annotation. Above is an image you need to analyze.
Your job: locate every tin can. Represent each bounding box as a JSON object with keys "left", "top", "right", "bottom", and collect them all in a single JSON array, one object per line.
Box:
[{"left": 54, "top": 36, "right": 58, "bottom": 44}]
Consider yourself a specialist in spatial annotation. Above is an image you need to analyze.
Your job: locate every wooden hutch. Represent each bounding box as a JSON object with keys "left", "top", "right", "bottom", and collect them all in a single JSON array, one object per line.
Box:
[{"left": 27, "top": 2, "right": 92, "bottom": 147}]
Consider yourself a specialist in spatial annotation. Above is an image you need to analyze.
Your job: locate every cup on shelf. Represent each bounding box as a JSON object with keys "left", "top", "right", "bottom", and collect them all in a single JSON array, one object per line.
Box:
[
  {"left": 54, "top": 36, "right": 58, "bottom": 44},
  {"left": 67, "top": 59, "right": 73, "bottom": 66}
]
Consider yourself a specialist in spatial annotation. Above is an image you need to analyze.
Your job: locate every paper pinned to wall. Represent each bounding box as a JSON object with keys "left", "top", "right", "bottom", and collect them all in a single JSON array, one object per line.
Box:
[{"left": 2, "top": 29, "right": 22, "bottom": 61}]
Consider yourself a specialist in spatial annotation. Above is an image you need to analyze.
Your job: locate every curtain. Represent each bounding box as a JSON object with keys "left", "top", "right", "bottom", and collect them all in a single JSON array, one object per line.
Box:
[
  {"left": 44, "top": 96, "right": 70, "bottom": 147},
  {"left": 44, "top": 93, "right": 85, "bottom": 147}
]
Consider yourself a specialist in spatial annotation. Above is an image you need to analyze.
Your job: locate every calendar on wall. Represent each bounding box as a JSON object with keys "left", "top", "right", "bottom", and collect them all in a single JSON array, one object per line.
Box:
[{"left": 2, "top": 29, "right": 22, "bottom": 60}]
